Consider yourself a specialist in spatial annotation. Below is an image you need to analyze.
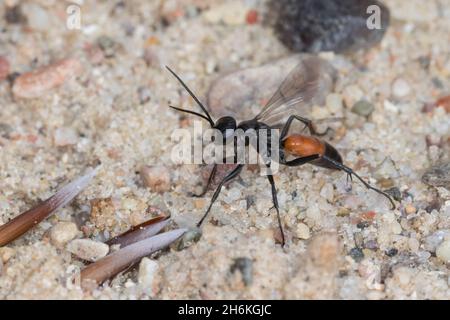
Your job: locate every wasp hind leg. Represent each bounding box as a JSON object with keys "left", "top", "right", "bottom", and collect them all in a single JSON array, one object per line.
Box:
[{"left": 320, "top": 155, "right": 396, "bottom": 209}]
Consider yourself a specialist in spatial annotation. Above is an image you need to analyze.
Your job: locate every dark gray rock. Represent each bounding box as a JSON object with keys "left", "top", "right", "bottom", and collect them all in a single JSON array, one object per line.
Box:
[{"left": 269, "top": 0, "right": 390, "bottom": 53}]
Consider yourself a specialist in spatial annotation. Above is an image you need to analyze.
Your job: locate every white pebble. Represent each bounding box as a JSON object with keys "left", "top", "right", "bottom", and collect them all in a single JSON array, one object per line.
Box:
[
  {"left": 391, "top": 221, "right": 402, "bottom": 235},
  {"left": 296, "top": 223, "right": 311, "bottom": 240},
  {"left": 408, "top": 238, "right": 420, "bottom": 253},
  {"left": 326, "top": 93, "right": 343, "bottom": 114},
  {"left": 0, "top": 247, "right": 15, "bottom": 263},
  {"left": 50, "top": 222, "right": 79, "bottom": 247},
  {"left": 320, "top": 183, "right": 334, "bottom": 202},
  {"left": 203, "top": 1, "right": 247, "bottom": 25},
  {"left": 424, "top": 229, "right": 450, "bottom": 252},
  {"left": 138, "top": 258, "right": 159, "bottom": 292},
  {"left": 23, "top": 3, "right": 51, "bottom": 31},
  {"left": 343, "top": 85, "right": 364, "bottom": 107},
  {"left": 436, "top": 240, "right": 450, "bottom": 263},
  {"left": 67, "top": 239, "right": 109, "bottom": 262},
  {"left": 54, "top": 127, "right": 78, "bottom": 146},
  {"left": 392, "top": 78, "right": 411, "bottom": 98},
  {"left": 140, "top": 165, "right": 171, "bottom": 193}
]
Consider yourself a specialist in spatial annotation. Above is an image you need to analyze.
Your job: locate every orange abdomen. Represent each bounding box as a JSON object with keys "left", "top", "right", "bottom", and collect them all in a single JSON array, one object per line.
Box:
[{"left": 283, "top": 134, "right": 325, "bottom": 157}]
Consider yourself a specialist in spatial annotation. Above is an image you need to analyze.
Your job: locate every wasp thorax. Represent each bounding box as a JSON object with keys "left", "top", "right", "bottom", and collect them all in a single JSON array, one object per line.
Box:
[{"left": 214, "top": 116, "right": 237, "bottom": 139}]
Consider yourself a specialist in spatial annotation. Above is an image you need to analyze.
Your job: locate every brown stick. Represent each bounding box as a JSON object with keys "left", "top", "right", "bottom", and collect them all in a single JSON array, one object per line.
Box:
[
  {"left": 106, "top": 215, "right": 169, "bottom": 248},
  {"left": 0, "top": 168, "right": 98, "bottom": 246},
  {"left": 80, "top": 228, "right": 186, "bottom": 288}
]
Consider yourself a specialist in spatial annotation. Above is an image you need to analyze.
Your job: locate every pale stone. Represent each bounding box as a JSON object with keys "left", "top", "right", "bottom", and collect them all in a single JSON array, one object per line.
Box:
[
  {"left": 50, "top": 222, "right": 79, "bottom": 247},
  {"left": 54, "top": 127, "right": 78, "bottom": 146},
  {"left": 0, "top": 247, "right": 16, "bottom": 263},
  {"left": 436, "top": 240, "right": 450, "bottom": 263},
  {"left": 296, "top": 223, "right": 311, "bottom": 240},
  {"left": 141, "top": 165, "right": 171, "bottom": 193},
  {"left": 326, "top": 93, "right": 343, "bottom": 113},
  {"left": 138, "top": 258, "right": 159, "bottom": 293},
  {"left": 67, "top": 239, "right": 109, "bottom": 262},
  {"left": 392, "top": 78, "right": 411, "bottom": 98}
]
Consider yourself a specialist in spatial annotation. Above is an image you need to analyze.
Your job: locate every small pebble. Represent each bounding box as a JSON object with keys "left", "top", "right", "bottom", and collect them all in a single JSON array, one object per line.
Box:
[
  {"left": 435, "top": 95, "right": 450, "bottom": 113},
  {"left": 22, "top": 3, "right": 50, "bottom": 30},
  {"left": 424, "top": 230, "right": 450, "bottom": 253},
  {"left": 392, "top": 78, "right": 411, "bottom": 98},
  {"left": 0, "top": 56, "right": 10, "bottom": 81},
  {"left": 50, "top": 222, "right": 79, "bottom": 247},
  {"left": 343, "top": 85, "right": 364, "bottom": 107},
  {"left": 0, "top": 247, "right": 16, "bottom": 263},
  {"left": 296, "top": 223, "right": 311, "bottom": 240},
  {"left": 374, "top": 157, "right": 399, "bottom": 180},
  {"left": 404, "top": 204, "right": 416, "bottom": 215},
  {"left": 67, "top": 239, "right": 109, "bottom": 262},
  {"left": 385, "top": 248, "right": 398, "bottom": 257},
  {"left": 349, "top": 247, "right": 364, "bottom": 262},
  {"left": 203, "top": 1, "right": 247, "bottom": 25},
  {"left": 246, "top": 9, "right": 258, "bottom": 25},
  {"left": 354, "top": 232, "right": 364, "bottom": 248},
  {"left": 422, "top": 162, "right": 450, "bottom": 190},
  {"left": 97, "top": 36, "right": 117, "bottom": 58},
  {"left": 357, "top": 221, "right": 370, "bottom": 229},
  {"left": 320, "top": 183, "right": 334, "bottom": 202},
  {"left": 230, "top": 257, "right": 253, "bottom": 286},
  {"left": 138, "top": 258, "right": 159, "bottom": 292},
  {"left": 364, "top": 239, "right": 378, "bottom": 250},
  {"left": 140, "top": 165, "right": 171, "bottom": 193},
  {"left": 53, "top": 127, "right": 78, "bottom": 146},
  {"left": 176, "top": 227, "right": 202, "bottom": 250},
  {"left": 436, "top": 241, "right": 450, "bottom": 263},
  {"left": 12, "top": 58, "right": 82, "bottom": 99},
  {"left": 90, "top": 198, "right": 117, "bottom": 231},
  {"left": 337, "top": 207, "right": 350, "bottom": 217},
  {"left": 351, "top": 100, "right": 375, "bottom": 117},
  {"left": 137, "top": 86, "right": 151, "bottom": 105},
  {"left": 326, "top": 93, "right": 343, "bottom": 114},
  {"left": 408, "top": 238, "right": 420, "bottom": 253},
  {"left": 5, "top": 5, "right": 26, "bottom": 24}
]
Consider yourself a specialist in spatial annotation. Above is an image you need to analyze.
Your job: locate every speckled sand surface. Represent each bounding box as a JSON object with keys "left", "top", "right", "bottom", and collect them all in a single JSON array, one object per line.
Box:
[{"left": 0, "top": 0, "right": 449, "bottom": 299}]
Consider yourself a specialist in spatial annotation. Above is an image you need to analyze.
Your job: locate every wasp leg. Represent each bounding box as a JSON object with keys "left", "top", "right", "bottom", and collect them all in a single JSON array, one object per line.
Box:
[
  {"left": 320, "top": 155, "right": 396, "bottom": 209},
  {"left": 266, "top": 168, "right": 285, "bottom": 247},
  {"left": 280, "top": 154, "right": 321, "bottom": 166},
  {"left": 280, "top": 115, "right": 331, "bottom": 141},
  {"left": 193, "top": 164, "right": 217, "bottom": 197},
  {"left": 197, "top": 164, "right": 244, "bottom": 227}
]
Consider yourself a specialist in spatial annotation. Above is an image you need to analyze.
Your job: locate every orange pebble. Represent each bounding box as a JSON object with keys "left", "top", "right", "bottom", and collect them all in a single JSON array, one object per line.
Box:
[{"left": 246, "top": 9, "right": 258, "bottom": 25}]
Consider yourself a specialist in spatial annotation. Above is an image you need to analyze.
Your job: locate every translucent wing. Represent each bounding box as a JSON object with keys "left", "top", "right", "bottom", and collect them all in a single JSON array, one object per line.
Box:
[{"left": 255, "top": 56, "right": 333, "bottom": 128}]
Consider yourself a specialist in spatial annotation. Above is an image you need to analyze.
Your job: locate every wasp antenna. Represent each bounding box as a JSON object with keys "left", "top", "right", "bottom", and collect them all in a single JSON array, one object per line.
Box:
[
  {"left": 165, "top": 66, "right": 215, "bottom": 126},
  {"left": 169, "top": 105, "right": 213, "bottom": 124}
]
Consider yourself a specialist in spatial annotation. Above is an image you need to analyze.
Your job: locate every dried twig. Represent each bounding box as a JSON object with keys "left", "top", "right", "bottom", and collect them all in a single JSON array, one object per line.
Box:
[
  {"left": 106, "top": 215, "right": 170, "bottom": 248},
  {"left": 80, "top": 228, "right": 186, "bottom": 288},
  {"left": 0, "top": 167, "right": 98, "bottom": 246}
]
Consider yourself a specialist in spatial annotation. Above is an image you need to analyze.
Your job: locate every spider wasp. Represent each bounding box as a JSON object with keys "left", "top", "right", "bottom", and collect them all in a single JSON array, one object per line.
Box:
[{"left": 167, "top": 56, "right": 395, "bottom": 246}]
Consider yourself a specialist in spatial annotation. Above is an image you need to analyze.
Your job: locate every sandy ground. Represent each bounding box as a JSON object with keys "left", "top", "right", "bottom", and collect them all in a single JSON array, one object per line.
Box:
[{"left": 0, "top": 0, "right": 449, "bottom": 299}]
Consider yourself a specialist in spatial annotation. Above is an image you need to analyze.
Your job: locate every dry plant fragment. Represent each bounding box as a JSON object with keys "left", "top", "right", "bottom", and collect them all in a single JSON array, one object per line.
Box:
[
  {"left": 80, "top": 228, "right": 186, "bottom": 289},
  {"left": 0, "top": 167, "right": 98, "bottom": 246},
  {"left": 107, "top": 215, "right": 169, "bottom": 248}
]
